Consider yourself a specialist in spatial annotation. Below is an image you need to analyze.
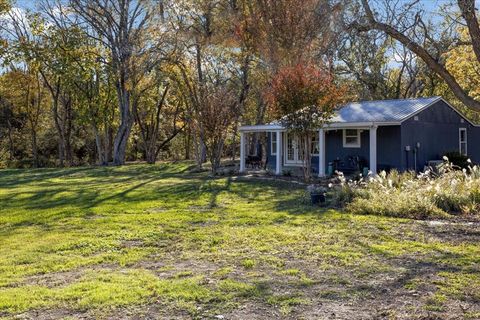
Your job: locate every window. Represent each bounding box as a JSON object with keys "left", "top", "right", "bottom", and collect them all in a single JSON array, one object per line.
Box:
[
  {"left": 271, "top": 132, "right": 277, "bottom": 155},
  {"left": 311, "top": 134, "right": 319, "bottom": 155},
  {"left": 283, "top": 132, "right": 320, "bottom": 165},
  {"left": 459, "top": 128, "right": 467, "bottom": 155},
  {"left": 343, "top": 129, "right": 361, "bottom": 148},
  {"left": 284, "top": 133, "right": 303, "bottom": 165},
  {"left": 286, "top": 133, "right": 295, "bottom": 162}
]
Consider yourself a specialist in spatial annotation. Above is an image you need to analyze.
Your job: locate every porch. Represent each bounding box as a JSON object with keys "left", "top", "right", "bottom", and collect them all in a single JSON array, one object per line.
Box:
[{"left": 239, "top": 123, "right": 379, "bottom": 177}]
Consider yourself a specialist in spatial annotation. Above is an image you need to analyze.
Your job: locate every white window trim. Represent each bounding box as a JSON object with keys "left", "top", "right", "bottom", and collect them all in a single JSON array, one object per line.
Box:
[
  {"left": 343, "top": 129, "right": 361, "bottom": 148},
  {"left": 459, "top": 128, "right": 467, "bottom": 155},
  {"left": 271, "top": 132, "right": 277, "bottom": 155},
  {"left": 284, "top": 132, "right": 303, "bottom": 166}
]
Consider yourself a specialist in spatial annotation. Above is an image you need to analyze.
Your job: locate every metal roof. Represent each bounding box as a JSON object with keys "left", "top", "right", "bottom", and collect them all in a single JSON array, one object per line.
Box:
[
  {"left": 239, "top": 96, "right": 474, "bottom": 132},
  {"left": 331, "top": 96, "right": 441, "bottom": 123}
]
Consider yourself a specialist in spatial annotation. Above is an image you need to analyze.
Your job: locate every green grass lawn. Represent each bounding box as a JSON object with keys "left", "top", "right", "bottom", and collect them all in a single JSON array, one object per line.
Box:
[{"left": 0, "top": 162, "right": 479, "bottom": 319}]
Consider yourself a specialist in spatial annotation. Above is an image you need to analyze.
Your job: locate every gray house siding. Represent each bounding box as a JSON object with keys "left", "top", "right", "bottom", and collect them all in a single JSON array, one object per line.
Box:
[
  {"left": 400, "top": 100, "right": 475, "bottom": 170},
  {"left": 469, "top": 126, "right": 480, "bottom": 163},
  {"left": 325, "top": 127, "right": 401, "bottom": 173},
  {"left": 325, "top": 129, "right": 370, "bottom": 170},
  {"left": 267, "top": 128, "right": 400, "bottom": 174},
  {"left": 377, "top": 126, "right": 402, "bottom": 171}
]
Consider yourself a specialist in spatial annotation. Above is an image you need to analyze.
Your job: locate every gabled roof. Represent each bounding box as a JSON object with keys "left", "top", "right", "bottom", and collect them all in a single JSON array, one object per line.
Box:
[
  {"left": 331, "top": 96, "right": 442, "bottom": 123},
  {"left": 239, "top": 96, "right": 474, "bottom": 132}
]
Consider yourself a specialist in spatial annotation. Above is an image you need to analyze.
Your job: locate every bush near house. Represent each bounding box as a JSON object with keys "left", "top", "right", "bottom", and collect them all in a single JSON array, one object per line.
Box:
[
  {"left": 332, "top": 159, "right": 480, "bottom": 220},
  {"left": 443, "top": 151, "right": 470, "bottom": 169}
]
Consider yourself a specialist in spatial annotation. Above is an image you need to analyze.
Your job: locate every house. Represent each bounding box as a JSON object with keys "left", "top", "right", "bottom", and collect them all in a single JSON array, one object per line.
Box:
[{"left": 239, "top": 96, "right": 479, "bottom": 176}]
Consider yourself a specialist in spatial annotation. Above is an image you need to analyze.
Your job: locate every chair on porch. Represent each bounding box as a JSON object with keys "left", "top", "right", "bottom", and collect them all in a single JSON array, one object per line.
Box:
[
  {"left": 331, "top": 155, "right": 367, "bottom": 174},
  {"left": 245, "top": 141, "right": 264, "bottom": 170}
]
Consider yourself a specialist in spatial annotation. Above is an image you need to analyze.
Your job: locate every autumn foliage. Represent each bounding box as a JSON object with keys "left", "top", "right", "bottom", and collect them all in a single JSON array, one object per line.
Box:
[
  {"left": 267, "top": 63, "right": 344, "bottom": 130},
  {"left": 266, "top": 62, "right": 344, "bottom": 181}
]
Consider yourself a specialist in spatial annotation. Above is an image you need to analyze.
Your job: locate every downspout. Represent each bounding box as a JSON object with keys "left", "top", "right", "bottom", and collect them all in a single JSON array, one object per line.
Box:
[{"left": 413, "top": 147, "right": 417, "bottom": 172}]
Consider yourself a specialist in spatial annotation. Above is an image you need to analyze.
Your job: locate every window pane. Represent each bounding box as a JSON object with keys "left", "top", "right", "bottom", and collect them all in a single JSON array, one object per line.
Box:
[
  {"left": 346, "top": 137, "right": 358, "bottom": 144},
  {"left": 287, "top": 135, "right": 294, "bottom": 161},
  {"left": 311, "top": 136, "right": 318, "bottom": 154},
  {"left": 346, "top": 129, "right": 357, "bottom": 136}
]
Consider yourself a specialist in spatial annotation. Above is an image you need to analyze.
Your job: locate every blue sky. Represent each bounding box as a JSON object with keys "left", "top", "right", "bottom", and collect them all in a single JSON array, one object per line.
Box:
[
  {"left": 12, "top": 0, "right": 472, "bottom": 10},
  {"left": 12, "top": 0, "right": 480, "bottom": 13},
  {"left": 15, "top": 0, "right": 35, "bottom": 9}
]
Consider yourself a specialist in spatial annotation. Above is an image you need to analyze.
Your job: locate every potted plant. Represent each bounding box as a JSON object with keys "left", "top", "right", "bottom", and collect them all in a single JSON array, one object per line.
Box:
[{"left": 307, "top": 184, "right": 327, "bottom": 205}]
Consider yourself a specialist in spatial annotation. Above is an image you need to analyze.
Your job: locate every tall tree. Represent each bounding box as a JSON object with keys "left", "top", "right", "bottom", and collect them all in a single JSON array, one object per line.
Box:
[
  {"left": 70, "top": 0, "right": 159, "bottom": 165},
  {"left": 354, "top": 0, "right": 480, "bottom": 112},
  {"left": 267, "top": 63, "right": 344, "bottom": 181}
]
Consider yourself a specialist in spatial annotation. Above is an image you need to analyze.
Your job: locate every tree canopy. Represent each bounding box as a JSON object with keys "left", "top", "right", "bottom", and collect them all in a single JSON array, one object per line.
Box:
[{"left": 1, "top": 0, "right": 480, "bottom": 170}]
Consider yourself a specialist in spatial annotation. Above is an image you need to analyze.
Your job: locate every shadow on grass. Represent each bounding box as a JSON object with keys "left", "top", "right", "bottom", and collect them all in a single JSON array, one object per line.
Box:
[
  {"left": 0, "top": 162, "right": 200, "bottom": 189},
  {"left": 0, "top": 164, "right": 328, "bottom": 238},
  {"left": 344, "top": 236, "right": 480, "bottom": 303}
]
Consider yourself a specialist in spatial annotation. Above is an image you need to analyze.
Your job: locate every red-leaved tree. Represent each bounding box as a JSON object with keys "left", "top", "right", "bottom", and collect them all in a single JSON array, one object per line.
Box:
[{"left": 267, "top": 63, "right": 344, "bottom": 181}]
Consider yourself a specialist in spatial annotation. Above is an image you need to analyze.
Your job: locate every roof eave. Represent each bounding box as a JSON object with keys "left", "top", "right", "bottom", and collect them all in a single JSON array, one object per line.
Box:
[
  {"left": 239, "top": 124, "right": 285, "bottom": 132},
  {"left": 239, "top": 121, "right": 400, "bottom": 132},
  {"left": 326, "top": 121, "right": 400, "bottom": 128}
]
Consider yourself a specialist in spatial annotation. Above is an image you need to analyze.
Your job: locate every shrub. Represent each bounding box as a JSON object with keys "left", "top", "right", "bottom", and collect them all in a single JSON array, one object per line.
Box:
[
  {"left": 330, "top": 160, "right": 480, "bottom": 220},
  {"left": 444, "top": 151, "right": 470, "bottom": 169},
  {"left": 5, "top": 157, "right": 56, "bottom": 168}
]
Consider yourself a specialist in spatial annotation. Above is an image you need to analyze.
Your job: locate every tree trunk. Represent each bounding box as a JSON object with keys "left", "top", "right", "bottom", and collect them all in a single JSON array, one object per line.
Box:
[
  {"left": 359, "top": 0, "right": 480, "bottom": 112},
  {"left": 184, "top": 127, "right": 191, "bottom": 160},
  {"left": 52, "top": 103, "right": 65, "bottom": 168},
  {"left": 113, "top": 74, "right": 133, "bottom": 165},
  {"left": 50, "top": 87, "right": 66, "bottom": 167},
  {"left": 113, "top": 120, "right": 132, "bottom": 165},
  {"left": 64, "top": 97, "right": 74, "bottom": 166},
  {"left": 145, "top": 147, "right": 156, "bottom": 164},
  {"left": 192, "top": 126, "right": 205, "bottom": 169},
  {"left": 210, "top": 139, "right": 224, "bottom": 175},
  {"left": 58, "top": 138, "right": 65, "bottom": 167},
  {"left": 105, "top": 125, "right": 113, "bottom": 163},
  {"left": 301, "top": 133, "right": 312, "bottom": 182},
  {"left": 92, "top": 123, "right": 105, "bottom": 165},
  {"left": 31, "top": 129, "right": 38, "bottom": 168},
  {"left": 6, "top": 118, "right": 14, "bottom": 161}
]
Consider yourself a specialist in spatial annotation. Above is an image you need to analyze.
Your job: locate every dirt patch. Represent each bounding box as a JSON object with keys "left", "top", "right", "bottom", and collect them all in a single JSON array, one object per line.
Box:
[
  {"left": 120, "top": 239, "right": 144, "bottom": 248},
  {"left": 18, "top": 270, "right": 84, "bottom": 289}
]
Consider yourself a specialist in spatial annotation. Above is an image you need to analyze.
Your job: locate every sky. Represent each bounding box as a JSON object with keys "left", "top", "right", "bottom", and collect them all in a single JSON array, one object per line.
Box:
[
  {"left": 12, "top": 0, "right": 480, "bottom": 15},
  {"left": 12, "top": 0, "right": 474, "bottom": 12}
]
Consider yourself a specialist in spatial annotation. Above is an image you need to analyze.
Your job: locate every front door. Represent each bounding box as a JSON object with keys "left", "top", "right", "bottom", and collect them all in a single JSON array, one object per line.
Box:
[{"left": 284, "top": 133, "right": 303, "bottom": 165}]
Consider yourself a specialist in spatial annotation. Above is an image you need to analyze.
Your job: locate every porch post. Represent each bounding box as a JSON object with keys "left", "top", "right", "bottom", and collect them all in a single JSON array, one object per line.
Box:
[
  {"left": 318, "top": 128, "right": 326, "bottom": 177},
  {"left": 240, "top": 131, "right": 246, "bottom": 173},
  {"left": 275, "top": 130, "right": 282, "bottom": 175},
  {"left": 369, "top": 125, "right": 377, "bottom": 175}
]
